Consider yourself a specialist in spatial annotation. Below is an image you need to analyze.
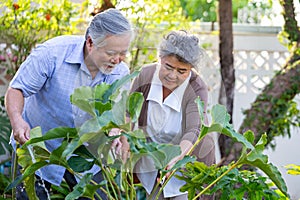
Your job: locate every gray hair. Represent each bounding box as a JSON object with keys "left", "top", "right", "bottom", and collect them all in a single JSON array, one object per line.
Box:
[
  {"left": 158, "top": 30, "right": 205, "bottom": 70},
  {"left": 85, "top": 8, "right": 133, "bottom": 46}
]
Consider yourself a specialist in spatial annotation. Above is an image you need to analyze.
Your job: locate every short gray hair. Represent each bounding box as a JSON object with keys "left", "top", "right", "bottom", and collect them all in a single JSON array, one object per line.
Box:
[
  {"left": 85, "top": 8, "right": 133, "bottom": 46},
  {"left": 158, "top": 30, "right": 205, "bottom": 70}
]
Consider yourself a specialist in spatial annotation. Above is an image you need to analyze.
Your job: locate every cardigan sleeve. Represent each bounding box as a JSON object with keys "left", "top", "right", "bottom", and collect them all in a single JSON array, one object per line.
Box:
[{"left": 181, "top": 73, "right": 215, "bottom": 165}]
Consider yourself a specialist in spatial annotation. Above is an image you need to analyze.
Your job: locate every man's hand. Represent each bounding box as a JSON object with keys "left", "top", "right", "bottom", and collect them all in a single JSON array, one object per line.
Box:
[{"left": 12, "top": 118, "right": 30, "bottom": 144}]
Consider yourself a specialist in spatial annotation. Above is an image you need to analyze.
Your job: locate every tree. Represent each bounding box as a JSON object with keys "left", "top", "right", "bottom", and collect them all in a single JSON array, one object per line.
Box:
[
  {"left": 218, "top": 0, "right": 235, "bottom": 159},
  {"left": 225, "top": 0, "right": 300, "bottom": 164}
]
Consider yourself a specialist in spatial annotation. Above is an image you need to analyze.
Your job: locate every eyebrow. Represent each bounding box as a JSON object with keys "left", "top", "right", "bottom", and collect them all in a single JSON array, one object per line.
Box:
[{"left": 166, "top": 63, "right": 189, "bottom": 72}]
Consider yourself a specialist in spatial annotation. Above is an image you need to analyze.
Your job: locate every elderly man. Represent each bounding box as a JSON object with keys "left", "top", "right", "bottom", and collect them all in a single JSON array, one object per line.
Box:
[{"left": 5, "top": 8, "right": 133, "bottom": 199}]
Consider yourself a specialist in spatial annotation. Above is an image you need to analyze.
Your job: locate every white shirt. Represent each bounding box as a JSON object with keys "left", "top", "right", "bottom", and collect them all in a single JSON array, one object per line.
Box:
[{"left": 137, "top": 65, "right": 191, "bottom": 197}]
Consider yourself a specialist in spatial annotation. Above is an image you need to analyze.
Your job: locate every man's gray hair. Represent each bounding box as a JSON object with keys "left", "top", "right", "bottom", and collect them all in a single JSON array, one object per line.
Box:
[
  {"left": 158, "top": 30, "right": 206, "bottom": 71},
  {"left": 85, "top": 8, "right": 133, "bottom": 46}
]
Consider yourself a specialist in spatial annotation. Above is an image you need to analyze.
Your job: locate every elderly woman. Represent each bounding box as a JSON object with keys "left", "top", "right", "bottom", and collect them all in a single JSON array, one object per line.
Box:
[{"left": 131, "top": 30, "right": 216, "bottom": 200}]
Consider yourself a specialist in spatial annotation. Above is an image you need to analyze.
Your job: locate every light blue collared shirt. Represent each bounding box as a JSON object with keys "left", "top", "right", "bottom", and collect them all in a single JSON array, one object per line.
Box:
[{"left": 9, "top": 35, "right": 129, "bottom": 185}]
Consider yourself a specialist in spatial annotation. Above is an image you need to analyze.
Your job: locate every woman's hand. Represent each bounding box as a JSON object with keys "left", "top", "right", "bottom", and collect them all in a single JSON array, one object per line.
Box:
[
  {"left": 109, "top": 128, "right": 130, "bottom": 163},
  {"left": 159, "top": 140, "right": 193, "bottom": 183}
]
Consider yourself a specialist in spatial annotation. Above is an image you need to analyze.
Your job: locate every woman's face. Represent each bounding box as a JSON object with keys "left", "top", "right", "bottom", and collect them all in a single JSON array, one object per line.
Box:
[{"left": 158, "top": 55, "right": 192, "bottom": 91}]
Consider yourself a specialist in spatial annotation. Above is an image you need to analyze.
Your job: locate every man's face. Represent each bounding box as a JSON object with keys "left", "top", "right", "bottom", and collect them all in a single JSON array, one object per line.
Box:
[
  {"left": 158, "top": 55, "right": 192, "bottom": 91},
  {"left": 86, "top": 33, "right": 131, "bottom": 75}
]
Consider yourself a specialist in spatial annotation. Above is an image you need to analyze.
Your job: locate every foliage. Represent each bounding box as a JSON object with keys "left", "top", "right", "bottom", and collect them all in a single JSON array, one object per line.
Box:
[
  {"left": 179, "top": 0, "right": 218, "bottom": 22},
  {"left": 285, "top": 164, "right": 300, "bottom": 175},
  {"left": 0, "top": 173, "right": 11, "bottom": 197},
  {"left": 172, "top": 99, "right": 289, "bottom": 199},
  {"left": 179, "top": 163, "right": 286, "bottom": 200},
  {"left": 0, "top": 0, "right": 81, "bottom": 75},
  {"left": 179, "top": 0, "right": 272, "bottom": 23},
  {"left": 0, "top": 96, "right": 12, "bottom": 163},
  {"left": 2, "top": 73, "right": 289, "bottom": 199},
  {"left": 116, "top": 0, "right": 192, "bottom": 71}
]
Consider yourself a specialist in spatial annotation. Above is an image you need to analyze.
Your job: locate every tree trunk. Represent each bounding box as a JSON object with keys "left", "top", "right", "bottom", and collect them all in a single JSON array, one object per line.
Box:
[
  {"left": 218, "top": 0, "right": 235, "bottom": 158},
  {"left": 223, "top": 0, "right": 300, "bottom": 164}
]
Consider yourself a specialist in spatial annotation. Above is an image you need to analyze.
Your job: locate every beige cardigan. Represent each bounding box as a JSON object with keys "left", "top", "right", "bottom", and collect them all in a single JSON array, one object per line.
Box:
[{"left": 131, "top": 63, "right": 215, "bottom": 165}]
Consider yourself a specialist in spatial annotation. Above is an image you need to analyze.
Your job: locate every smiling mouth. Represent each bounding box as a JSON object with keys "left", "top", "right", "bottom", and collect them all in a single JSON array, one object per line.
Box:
[
  {"left": 102, "top": 64, "right": 115, "bottom": 71},
  {"left": 164, "top": 78, "right": 176, "bottom": 83}
]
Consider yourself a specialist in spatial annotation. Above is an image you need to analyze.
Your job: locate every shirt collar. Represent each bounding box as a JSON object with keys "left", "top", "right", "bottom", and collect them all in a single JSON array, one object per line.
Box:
[
  {"left": 147, "top": 65, "right": 191, "bottom": 112},
  {"left": 65, "top": 38, "right": 85, "bottom": 64}
]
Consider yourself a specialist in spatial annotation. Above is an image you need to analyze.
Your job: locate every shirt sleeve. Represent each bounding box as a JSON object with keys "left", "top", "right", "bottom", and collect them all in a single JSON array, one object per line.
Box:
[{"left": 9, "top": 44, "right": 54, "bottom": 97}]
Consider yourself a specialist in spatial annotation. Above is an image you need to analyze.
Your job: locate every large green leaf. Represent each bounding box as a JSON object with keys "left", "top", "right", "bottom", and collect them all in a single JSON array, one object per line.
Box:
[
  {"left": 125, "top": 131, "right": 181, "bottom": 170},
  {"left": 101, "top": 71, "right": 140, "bottom": 103},
  {"left": 207, "top": 124, "right": 254, "bottom": 150},
  {"left": 23, "top": 172, "right": 39, "bottom": 200},
  {"left": 67, "top": 156, "right": 95, "bottom": 173},
  {"left": 128, "top": 92, "right": 144, "bottom": 123},
  {"left": 150, "top": 144, "right": 181, "bottom": 169},
  {"left": 22, "top": 127, "right": 78, "bottom": 148},
  {"left": 196, "top": 100, "right": 254, "bottom": 151},
  {"left": 65, "top": 173, "right": 99, "bottom": 200},
  {"left": 110, "top": 90, "right": 128, "bottom": 125},
  {"left": 0, "top": 96, "right": 12, "bottom": 157},
  {"left": 29, "top": 127, "right": 47, "bottom": 150},
  {"left": 70, "top": 86, "right": 96, "bottom": 117},
  {"left": 49, "top": 140, "right": 69, "bottom": 168},
  {"left": 239, "top": 133, "right": 289, "bottom": 197},
  {"left": 210, "top": 103, "right": 231, "bottom": 126},
  {"left": 5, "top": 161, "right": 48, "bottom": 192},
  {"left": 94, "top": 83, "right": 111, "bottom": 101},
  {"left": 61, "top": 137, "right": 82, "bottom": 159},
  {"left": 70, "top": 72, "right": 139, "bottom": 118}
]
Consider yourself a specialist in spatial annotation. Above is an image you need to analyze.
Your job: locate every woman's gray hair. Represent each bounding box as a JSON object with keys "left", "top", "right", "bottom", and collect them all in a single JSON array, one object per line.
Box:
[
  {"left": 158, "top": 30, "right": 206, "bottom": 71},
  {"left": 85, "top": 8, "right": 133, "bottom": 47}
]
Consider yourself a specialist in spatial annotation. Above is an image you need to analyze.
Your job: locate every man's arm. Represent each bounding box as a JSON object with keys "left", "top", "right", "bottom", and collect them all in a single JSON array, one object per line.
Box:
[{"left": 5, "top": 87, "right": 30, "bottom": 144}]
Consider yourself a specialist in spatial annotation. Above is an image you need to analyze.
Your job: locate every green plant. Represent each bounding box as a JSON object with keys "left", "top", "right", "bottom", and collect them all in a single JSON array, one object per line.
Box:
[
  {"left": 285, "top": 164, "right": 300, "bottom": 175},
  {"left": 0, "top": 0, "right": 81, "bottom": 75},
  {"left": 152, "top": 100, "right": 289, "bottom": 199},
  {"left": 3, "top": 72, "right": 290, "bottom": 199},
  {"left": 0, "top": 96, "right": 12, "bottom": 163}
]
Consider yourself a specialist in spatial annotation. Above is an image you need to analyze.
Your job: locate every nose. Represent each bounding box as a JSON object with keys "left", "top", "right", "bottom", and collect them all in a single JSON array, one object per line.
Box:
[
  {"left": 168, "top": 69, "right": 177, "bottom": 79},
  {"left": 110, "top": 55, "right": 121, "bottom": 64}
]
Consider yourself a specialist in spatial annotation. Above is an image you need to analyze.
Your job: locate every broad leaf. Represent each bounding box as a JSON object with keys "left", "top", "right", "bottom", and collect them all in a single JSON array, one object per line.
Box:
[
  {"left": 239, "top": 134, "right": 289, "bottom": 197},
  {"left": 49, "top": 140, "right": 69, "bottom": 168},
  {"left": 198, "top": 103, "right": 254, "bottom": 151},
  {"left": 68, "top": 156, "right": 95, "bottom": 172},
  {"left": 30, "top": 127, "right": 46, "bottom": 150},
  {"left": 102, "top": 71, "right": 140, "bottom": 103},
  {"left": 23, "top": 173, "right": 39, "bottom": 200},
  {"left": 65, "top": 173, "right": 97, "bottom": 200},
  {"left": 70, "top": 86, "right": 96, "bottom": 117},
  {"left": 110, "top": 90, "right": 128, "bottom": 125},
  {"left": 22, "top": 127, "right": 78, "bottom": 148},
  {"left": 5, "top": 161, "right": 48, "bottom": 192},
  {"left": 128, "top": 92, "right": 144, "bottom": 123}
]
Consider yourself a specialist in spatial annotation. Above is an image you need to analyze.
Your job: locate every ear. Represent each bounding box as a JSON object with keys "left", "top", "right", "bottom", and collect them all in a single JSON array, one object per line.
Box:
[{"left": 86, "top": 36, "right": 93, "bottom": 48}]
